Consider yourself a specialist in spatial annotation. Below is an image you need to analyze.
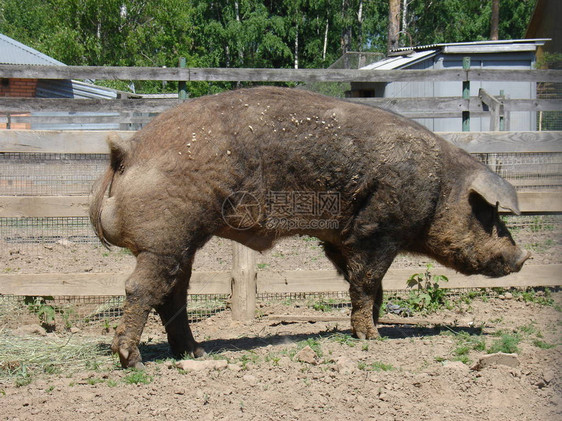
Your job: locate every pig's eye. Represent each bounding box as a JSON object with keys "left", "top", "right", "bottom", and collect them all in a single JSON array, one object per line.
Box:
[{"left": 469, "top": 192, "right": 494, "bottom": 233}]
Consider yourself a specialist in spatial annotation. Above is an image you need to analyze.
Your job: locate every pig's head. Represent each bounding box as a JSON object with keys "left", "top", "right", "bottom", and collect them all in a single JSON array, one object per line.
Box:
[{"left": 422, "top": 166, "right": 530, "bottom": 277}]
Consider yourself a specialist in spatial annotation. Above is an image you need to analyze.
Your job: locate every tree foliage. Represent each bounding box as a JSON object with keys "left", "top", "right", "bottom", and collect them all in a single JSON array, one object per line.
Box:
[{"left": 0, "top": 0, "right": 537, "bottom": 94}]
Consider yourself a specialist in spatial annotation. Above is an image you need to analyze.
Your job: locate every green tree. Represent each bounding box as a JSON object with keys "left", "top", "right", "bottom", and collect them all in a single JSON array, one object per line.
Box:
[
  {"left": 0, "top": 0, "right": 538, "bottom": 95},
  {"left": 402, "top": 0, "right": 536, "bottom": 47}
]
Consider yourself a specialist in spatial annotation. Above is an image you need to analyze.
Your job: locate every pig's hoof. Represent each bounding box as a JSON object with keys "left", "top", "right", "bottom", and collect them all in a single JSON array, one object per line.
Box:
[
  {"left": 351, "top": 313, "right": 379, "bottom": 340},
  {"left": 112, "top": 341, "right": 143, "bottom": 369},
  {"left": 130, "top": 361, "right": 145, "bottom": 370},
  {"left": 351, "top": 321, "right": 379, "bottom": 340},
  {"left": 192, "top": 346, "right": 207, "bottom": 358},
  {"left": 352, "top": 328, "right": 379, "bottom": 340}
]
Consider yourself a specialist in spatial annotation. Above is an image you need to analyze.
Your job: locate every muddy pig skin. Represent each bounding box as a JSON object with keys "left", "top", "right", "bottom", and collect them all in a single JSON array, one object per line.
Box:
[{"left": 90, "top": 87, "right": 529, "bottom": 368}]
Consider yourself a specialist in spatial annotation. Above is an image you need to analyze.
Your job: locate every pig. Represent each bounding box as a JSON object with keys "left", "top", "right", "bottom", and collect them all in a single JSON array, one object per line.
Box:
[{"left": 90, "top": 87, "right": 529, "bottom": 368}]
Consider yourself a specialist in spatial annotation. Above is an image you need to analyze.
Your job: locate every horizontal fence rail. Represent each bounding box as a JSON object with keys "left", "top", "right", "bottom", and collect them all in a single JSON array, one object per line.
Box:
[
  {"left": 1, "top": 192, "right": 558, "bottom": 217},
  {"left": 0, "top": 65, "right": 560, "bottom": 320},
  {"left": 1, "top": 97, "right": 560, "bottom": 117},
  {"left": 0, "top": 130, "right": 560, "bottom": 214},
  {"left": 0, "top": 265, "right": 560, "bottom": 297},
  {"left": 1, "top": 129, "right": 561, "bottom": 154},
  {"left": 1, "top": 64, "right": 561, "bottom": 83}
]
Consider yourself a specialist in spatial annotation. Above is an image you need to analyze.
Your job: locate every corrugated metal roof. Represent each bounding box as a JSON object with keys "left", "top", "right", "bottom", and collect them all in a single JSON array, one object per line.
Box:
[
  {"left": 361, "top": 39, "right": 549, "bottom": 71},
  {"left": 390, "top": 38, "right": 549, "bottom": 53},
  {"left": 361, "top": 50, "right": 437, "bottom": 70},
  {"left": 0, "top": 33, "right": 66, "bottom": 66},
  {"left": 36, "top": 79, "right": 118, "bottom": 99}
]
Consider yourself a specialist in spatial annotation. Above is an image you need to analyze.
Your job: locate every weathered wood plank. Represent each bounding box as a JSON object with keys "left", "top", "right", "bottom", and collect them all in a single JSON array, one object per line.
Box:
[
  {"left": 1, "top": 130, "right": 561, "bottom": 154},
  {"left": 439, "top": 131, "right": 562, "bottom": 153},
  {"left": 231, "top": 242, "right": 257, "bottom": 321},
  {"left": 1, "top": 191, "right": 557, "bottom": 217},
  {"left": 0, "top": 64, "right": 559, "bottom": 83},
  {"left": 0, "top": 130, "right": 132, "bottom": 154},
  {"left": 503, "top": 99, "right": 562, "bottom": 112},
  {"left": 258, "top": 264, "right": 562, "bottom": 294},
  {"left": 0, "top": 264, "right": 559, "bottom": 297},
  {"left": 350, "top": 97, "right": 481, "bottom": 113},
  {"left": 258, "top": 270, "right": 348, "bottom": 294},
  {"left": 0, "top": 98, "right": 180, "bottom": 113},
  {"left": 188, "top": 68, "right": 466, "bottom": 82},
  {"left": 0, "top": 271, "right": 232, "bottom": 296},
  {"left": 0, "top": 196, "right": 90, "bottom": 217},
  {"left": 0, "top": 65, "right": 462, "bottom": 82},
  {"left": 381, "top": 264, "right": 562, "bottom": 290},
  {"left": 467, "top": 68, "right": 561, "bottom": 83},
  {"left": 0, "top": 114, "right": 152, "bottom": 125},
  {"left": 1, "top": 96, "right": 558, "bottom": 115},
  {"left": 518, "top": 191, "right": 562, "bottom": 214}
]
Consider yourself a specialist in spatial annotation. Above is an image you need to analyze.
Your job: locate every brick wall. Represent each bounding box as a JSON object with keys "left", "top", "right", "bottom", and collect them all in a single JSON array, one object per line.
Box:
[
  {"left": 0, "top": 78, "right": 37, "bottom": 97},
  {"left": 0, "top": 78, "right": 37, "bottom": 129}
]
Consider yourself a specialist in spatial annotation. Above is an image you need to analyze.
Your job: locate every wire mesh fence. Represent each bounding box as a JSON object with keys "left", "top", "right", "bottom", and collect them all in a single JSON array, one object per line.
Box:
[
  {"left": 1, "top": 151, "right": 560, "bottom": 197},
  {"left": 537, "top": 81, "right": 561, "bottom": 131},
  {"left": 0, "top": 153, "right": 107, "bottom": 196},
  {"left": 0, "top": 293, "right": 229, "bottom": 329},
  {"left": 0, "top": 144, "right": 560, "bottom": 327}
]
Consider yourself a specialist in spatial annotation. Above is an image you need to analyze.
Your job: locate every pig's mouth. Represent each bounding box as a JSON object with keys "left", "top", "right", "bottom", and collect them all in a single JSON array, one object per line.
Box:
[
  {"left": 481, "top": 249, "right": 531, "bottom": 277},
  {"left": 513, "top": 249, "right": 532, "bottom": 272}
]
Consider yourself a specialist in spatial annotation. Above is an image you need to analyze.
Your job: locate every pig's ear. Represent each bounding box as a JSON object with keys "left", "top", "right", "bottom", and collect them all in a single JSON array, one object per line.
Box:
[
  {"left": 469, "top": 171, "right": 521, "bottom": 215},
  {"left": 106, "top": 132, "right": 133, "bottom": 172}
]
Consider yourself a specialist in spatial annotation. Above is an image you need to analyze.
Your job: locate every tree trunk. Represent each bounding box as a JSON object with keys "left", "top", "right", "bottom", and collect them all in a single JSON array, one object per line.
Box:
[
  {"left": 323, "top": 20, "right": 329, "bottom": 61},
  {"left": 357, "top": 0, "right": 364, "bottom": 52},
  {"left": 294, "top": 22, "right": 299, "bottom": 69},
  {"left": 387, "top": 0, "right": 401, "bottom": 53},
  {"left": 490, "top": 0, "right": 500, "bottom": 40},
  {"left": 341, "top": 0, "right": 352, "bottom": 57}
]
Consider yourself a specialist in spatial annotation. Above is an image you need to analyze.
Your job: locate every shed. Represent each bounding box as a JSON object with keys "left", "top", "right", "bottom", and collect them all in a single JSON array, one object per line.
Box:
[
  {"left": 0, "top": 33, "right": 123, "bottom": 130},
  {"left": 351, "top": 39, "right": 549, "bottom": 132}
]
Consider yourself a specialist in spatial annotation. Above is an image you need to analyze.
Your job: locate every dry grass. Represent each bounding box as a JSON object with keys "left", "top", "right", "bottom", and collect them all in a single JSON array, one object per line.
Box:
[{"left": 0, "top": 330, "right": 112, "bottom": 386}]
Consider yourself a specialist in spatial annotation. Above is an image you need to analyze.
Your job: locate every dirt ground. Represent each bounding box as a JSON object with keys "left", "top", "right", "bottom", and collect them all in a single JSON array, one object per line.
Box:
[
  {"left": 0, "top": 288, "right": 561, "bottom": 421},
  {"left": 1, "top": 231, "right": 561, "bottom": 420}
]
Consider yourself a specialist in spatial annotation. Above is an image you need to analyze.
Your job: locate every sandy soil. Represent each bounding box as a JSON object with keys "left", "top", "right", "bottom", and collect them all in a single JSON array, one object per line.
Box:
[
  {"left": 1, "top": 226, "right": 561, "bottom": 420},
  {"left": 0, "top": 291, "right": 560, "bottom": 421},
  {"left": 2, "top": 227, "right": 560, "bottom": 275}
]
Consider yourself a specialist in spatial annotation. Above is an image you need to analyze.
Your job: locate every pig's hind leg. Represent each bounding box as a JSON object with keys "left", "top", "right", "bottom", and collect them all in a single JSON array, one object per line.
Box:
[
  {"left": 112, "top": 251, "right": 201, "bottom": 368},
  {"left": 153, "top": 253, "right": 205, "bottom": 360}
]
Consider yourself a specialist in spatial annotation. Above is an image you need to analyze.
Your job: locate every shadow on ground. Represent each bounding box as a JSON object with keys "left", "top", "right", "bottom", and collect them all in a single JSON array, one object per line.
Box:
[{"left": 136, "top": 322, "right": 484, "bottom": 363}]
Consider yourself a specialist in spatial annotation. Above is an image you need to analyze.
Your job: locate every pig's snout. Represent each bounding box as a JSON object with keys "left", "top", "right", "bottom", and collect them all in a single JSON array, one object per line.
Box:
[{"left": 513, "top": 249, "right": 531, "bottom": 272}]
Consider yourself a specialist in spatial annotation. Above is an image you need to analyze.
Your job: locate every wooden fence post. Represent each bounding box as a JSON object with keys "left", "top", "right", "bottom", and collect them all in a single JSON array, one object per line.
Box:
[
  {"left": 479, "top": 88, "right": 504, "bottom": 131},
  {"left": 462, "top": 56, "right": 471, "bottom": 132},
  {"left": 178, "top": 57, "right": 187, "bottom": 100},
  {"left": 231, "top": 241, "right": 257, "bottom": 321}
]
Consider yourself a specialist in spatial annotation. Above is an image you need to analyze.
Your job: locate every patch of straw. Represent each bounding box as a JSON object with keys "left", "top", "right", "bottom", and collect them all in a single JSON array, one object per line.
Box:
[{"left": 0, "top": 330, "right": 112, "bottom": 384}]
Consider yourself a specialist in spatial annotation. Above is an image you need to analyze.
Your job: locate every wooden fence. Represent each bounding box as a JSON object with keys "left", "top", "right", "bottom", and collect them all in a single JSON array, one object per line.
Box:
[{"left": 0, "top": 65, "right": 561, "bottom": 320}]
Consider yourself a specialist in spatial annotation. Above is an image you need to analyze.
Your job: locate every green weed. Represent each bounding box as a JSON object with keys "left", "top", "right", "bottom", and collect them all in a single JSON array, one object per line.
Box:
[
  {"left": 24, "top": 296, "right": 56, "bottom": 328},
  {"left": 358, "top": 361, "right": 394, "bottom": 372},
  {"left": 450, "top": 331, "right": 486, "bottom": 364},
  {"left": 123, "top": 369, "right": 152, "bottom": 385},
  {"left": 401, "top": 264, "right": 450, "bottom": 313},
  {"left": 329, "top": 333, "right": 356, "bottom": 347},
  {"left": 296, "top": 338, "right": 323, "bottom": 358},
  {"left": 488, "top": 332, "right": 520, "bottom": 354},
  {"left": 14, "top": 365, "right": 32, "bottom": 387},
  {"left": 532, "top": 339, "right": 556, "bottom": 349},
  {"left": 239, "top": 352, "right": 260, "bottom": 369}
]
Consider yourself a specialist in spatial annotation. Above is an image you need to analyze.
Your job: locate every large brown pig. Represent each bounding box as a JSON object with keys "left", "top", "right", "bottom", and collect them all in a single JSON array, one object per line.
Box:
[{"left": 90, "top": 87, "right": 529, "bottom": 368}]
